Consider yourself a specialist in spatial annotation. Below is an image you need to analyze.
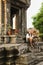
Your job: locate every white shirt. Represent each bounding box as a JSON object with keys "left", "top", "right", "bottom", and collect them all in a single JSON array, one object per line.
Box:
[
  {"left": 26, "top": 34, "right": 30, "bottom": 38},
  {"left": 26, "top": 33, "right": 30, "bottom": 42}
]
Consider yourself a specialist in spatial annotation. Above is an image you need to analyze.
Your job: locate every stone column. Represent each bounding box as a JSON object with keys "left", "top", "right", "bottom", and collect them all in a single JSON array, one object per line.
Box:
[
  {"left": 24, "top": 10, "right": 27, "bottom": 34},
  {"left": 6, "top": 0, "right": 11, "bottom": 30},
  {"left": 19, "top": 9, "right": 22, "bottom": 34},
  {"left": 4, "top": 0, "right": 11, "bottom": 33},
  {"left": 4, "top": 0, "right": 11, "bottom": 43},
  {"left": 21, "top": 8, "right": 27, "bottom": 37},
  {"left": 3, "top": 0, "right": 7, "bottom": 43},
  {"left": 16, "top": 12, "right": 19, "bottom": 31},
  {"left": 0, "top": 0, "right": 2, "bottom": 34},
  {"left": 0, "top": 0, "right": 2, "bottom": 43}
]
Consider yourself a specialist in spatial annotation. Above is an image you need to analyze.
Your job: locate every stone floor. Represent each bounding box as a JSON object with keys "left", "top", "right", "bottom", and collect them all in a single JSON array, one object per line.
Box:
[
  {"left": 37, "top": 62, "right": 43, "bottom": 65},
  {"left": 15, "top": 42, "right": 43, "bottom": 65},
  {"left": 0, "top": 42, "right": 43, "bottom": 65}
]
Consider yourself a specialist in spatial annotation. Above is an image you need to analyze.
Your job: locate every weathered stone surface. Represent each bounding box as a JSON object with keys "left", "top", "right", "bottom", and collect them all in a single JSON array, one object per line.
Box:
[
  {"left": 0, "top": 0, "right": 31, "bottom": 43},
  {"left": 19, "top": 0, "right": 30, "bottom": 5},
  {"left": 0, "top": 0, "right": 31, "bottom": 65}
]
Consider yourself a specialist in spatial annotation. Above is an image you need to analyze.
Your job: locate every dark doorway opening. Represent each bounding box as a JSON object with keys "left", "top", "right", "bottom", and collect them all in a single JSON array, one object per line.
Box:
[{"left": 11, "top": 7, "right": 19, "bottom": 34}]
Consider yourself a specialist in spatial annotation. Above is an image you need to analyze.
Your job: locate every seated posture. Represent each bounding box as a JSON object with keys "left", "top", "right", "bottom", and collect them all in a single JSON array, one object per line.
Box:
[
  {"left": 29, "top": 34, "right": 34, "bottom": 48},
  {"left": 26, "top": 32, "right": 30, "bottom": 43},
  {"left": 26, "top": 32, "right": 34, "bottom": 48}
]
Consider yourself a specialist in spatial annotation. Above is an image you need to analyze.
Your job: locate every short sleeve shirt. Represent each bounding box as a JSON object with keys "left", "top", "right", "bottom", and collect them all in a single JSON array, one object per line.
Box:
[{"left": 26, "top": 34, "right": 30, "bottom": 38}]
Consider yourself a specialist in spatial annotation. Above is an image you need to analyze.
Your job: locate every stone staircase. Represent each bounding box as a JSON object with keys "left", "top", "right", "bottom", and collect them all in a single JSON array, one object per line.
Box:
[
  {"left": 0, "top": 35, "right": 43, "bottom": 65},
  {"left": 15, "top": 42, "right": 43, "bottom": 65},
  {"left": 34, "top": 42, "right": 43, "bottom": 52},
  {"left": 15, "top": 53, "right": 35, "bottom": 65}
]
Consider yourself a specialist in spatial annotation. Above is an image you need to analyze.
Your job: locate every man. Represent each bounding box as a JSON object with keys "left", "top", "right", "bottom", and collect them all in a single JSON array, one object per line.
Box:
[
  {"left": 26, "top": 32, "right": 30, "bottom": 43},
  {"left": 29, "top": 33, "right": 34, "bottom": 48},
  {"left": 26, "top": 32, "right": 34, "bottom": 48},
  {"left": 26, "top": 32, "right": 31, "bottom": 52}
]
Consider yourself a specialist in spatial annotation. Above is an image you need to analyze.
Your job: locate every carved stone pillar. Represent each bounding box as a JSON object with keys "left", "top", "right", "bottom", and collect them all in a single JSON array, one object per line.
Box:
[
  {"left": 4, "top": 0, "right": 11, "bottom": 34},
  {"left": 0, "top": 0, "right": 2, "bottom": 43},
  {"left": 24, "top": 10, "right": 27, "bottom": 34},
  {"left": 6, "top": 0, "right": 11, "bottom": 30},
  {"left": 22, "top": 8, "right": 27, "bottom": 37},
  {"left": 16, "top": 11, "right": 19, "bottom": 32},
  {"left": 19, "top": 9, "right": 22, "bottom": 34},
  {"left": 0, "top": 0, "right": 2, "bottom": 34},
  {"left": 3, "top": 0, "right": 7, "bottom": 35},
  {"left": 4, "top": 0, "right": 11, "bottom": 43}
]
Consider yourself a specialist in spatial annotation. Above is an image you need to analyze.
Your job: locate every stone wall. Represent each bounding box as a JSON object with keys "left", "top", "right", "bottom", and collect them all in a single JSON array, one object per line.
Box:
[
  {"left": 0, "top": 0, "right": 2, "bottom": 34},
  {"left": 19, "top": 0, "right": 30, "bottom": 5},
  {"left": 0, "top": 0, "right": 2, "bottom": 43}
]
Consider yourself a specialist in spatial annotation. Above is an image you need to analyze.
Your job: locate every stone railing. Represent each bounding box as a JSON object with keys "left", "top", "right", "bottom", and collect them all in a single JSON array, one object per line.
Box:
[
  {"left": 0, "top": 35, "right": 16, "bottom": 44},
  {"left": 0, "top": 34, "right": 24, "bottom": 44}
]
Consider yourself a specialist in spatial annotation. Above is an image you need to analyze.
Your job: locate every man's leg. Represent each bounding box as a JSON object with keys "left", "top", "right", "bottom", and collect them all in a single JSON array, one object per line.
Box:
[{"left": 30, "top": 38, "right": 34, "bottom": 48}]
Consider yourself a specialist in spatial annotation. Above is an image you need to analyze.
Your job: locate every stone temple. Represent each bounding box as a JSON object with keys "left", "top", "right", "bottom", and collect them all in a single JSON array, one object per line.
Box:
[
  {"left": 0, "top": 0, "right": 43, "bottom": 65},
  {"left": 0, "top": 0, "right": 30, "bottom": 65},
  {"left": 0, "top": 0, "right": 31, "bottom": 65},
  {"left": 0, "top": 0, "right": 30, "bottom": 44}
]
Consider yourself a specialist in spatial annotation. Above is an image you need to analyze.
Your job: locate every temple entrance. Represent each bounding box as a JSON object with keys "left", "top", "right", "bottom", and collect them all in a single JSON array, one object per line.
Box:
[{"left": 11, "top": 7, "right": 19, "bottom": 34}]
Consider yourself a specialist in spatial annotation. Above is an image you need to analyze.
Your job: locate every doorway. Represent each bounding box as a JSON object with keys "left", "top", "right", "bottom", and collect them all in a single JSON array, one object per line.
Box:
[{"left": 11, "top": 7, "right": 19, "bottom": 34}]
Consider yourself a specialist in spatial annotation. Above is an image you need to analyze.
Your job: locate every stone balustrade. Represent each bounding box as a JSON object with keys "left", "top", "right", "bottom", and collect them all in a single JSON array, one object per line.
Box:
[{"left": 0, "top": 35, "right": 16, "bottom": 44}]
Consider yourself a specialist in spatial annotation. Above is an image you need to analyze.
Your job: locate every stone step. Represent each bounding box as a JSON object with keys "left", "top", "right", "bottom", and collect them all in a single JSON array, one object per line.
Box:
[
  {"left": 16, "top": 39, "right": 24, "bottom": 44},
  {"left": 16, "top": 38, "right": 24, "bottom": 41},
  {"left": 34, "top": 52, "right": 43, "bottom": 56},
  {"left": 35, "top": 42, "right": 43, "bottom": 47},
  {"left": 16, "top": 41, "right": 24, "bottom": 44},
  {"left": 15, "top": 53, "right": 35, "bottom": 65}
]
